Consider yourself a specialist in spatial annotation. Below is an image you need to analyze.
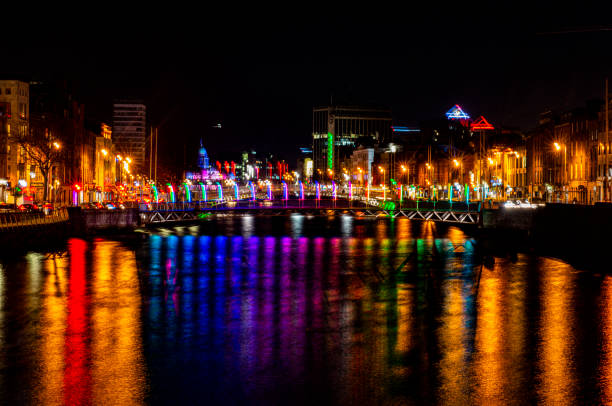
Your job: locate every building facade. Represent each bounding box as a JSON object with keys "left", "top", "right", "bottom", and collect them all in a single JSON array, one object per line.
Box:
[
  {"left": 112, "top": 101, "right": 146, "bottom": 172},
  {"left": 527, "top": 103, "right": 602, "bottom": 203},
  {"left": 0, "top": 80, "right": 29, "bottom": 202},
  {"left": 312, "top": 105, "right": 392, "bottom": 181}
]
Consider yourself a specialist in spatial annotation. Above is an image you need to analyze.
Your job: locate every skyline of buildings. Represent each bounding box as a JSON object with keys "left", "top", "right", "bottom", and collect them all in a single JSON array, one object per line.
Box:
[{"left": 0, "top": 75, "right": 611, "bottom": 205}]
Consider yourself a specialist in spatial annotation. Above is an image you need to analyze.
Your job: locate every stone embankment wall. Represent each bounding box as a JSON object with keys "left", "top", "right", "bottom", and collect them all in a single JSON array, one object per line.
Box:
[
  {"left": 481, "top": 203, "right": 612, "bottom": 268},
  {"left": 68, "top": 207, "right": 140, "bottom": 233}
]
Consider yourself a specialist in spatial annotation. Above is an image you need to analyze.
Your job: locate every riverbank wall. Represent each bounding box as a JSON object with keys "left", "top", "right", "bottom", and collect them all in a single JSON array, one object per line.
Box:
[
  {"left": 481, "top": 203, "right": 612, "bottom": 269},
  {"left": 68, "top": 207, "right": 140, "bottom": 234}
]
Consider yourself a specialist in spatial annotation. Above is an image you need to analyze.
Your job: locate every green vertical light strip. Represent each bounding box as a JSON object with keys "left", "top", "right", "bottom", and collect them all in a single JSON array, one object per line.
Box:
[{"left": 327, "top": 132, "right": 334, "bottom": 170}]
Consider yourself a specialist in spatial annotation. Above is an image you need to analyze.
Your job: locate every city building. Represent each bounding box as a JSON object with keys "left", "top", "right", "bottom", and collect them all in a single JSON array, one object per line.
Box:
[
  {"left": 527, "top": 102, "right": 601, "bottom": 203},
  {"left": 112, "top": 101, "right": 146, "bottom": 172},
  {"left": 350, "top": 146, "right": 375, "bottom": 186},
  {"left": 296, "top": 146, "right": 313, "bottom": 182},
  {"left": 597, "top": 92, "right": 612, "bottom": 201},
  {"left": 94, "top": 123, "right": 115, "bottom": 201},
  {"left": 0, "top": 79, "right": 29, "bottom": 202},
  {"left": 312, "top": 105, "right": 392, "bottom": 180},
  {"left": 28, "top": 80, "right": 95, "bottom": 205}
]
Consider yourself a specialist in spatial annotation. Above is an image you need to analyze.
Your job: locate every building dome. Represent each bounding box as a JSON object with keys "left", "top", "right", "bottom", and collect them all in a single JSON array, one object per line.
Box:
[{"left": 198, "top": 144, "right": 210, "bottom": 169}]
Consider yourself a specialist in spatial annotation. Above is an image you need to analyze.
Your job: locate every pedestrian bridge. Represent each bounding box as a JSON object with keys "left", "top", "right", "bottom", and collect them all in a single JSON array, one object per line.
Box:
[{"left": 139, "top": 197, "right": 481, "bottom": 226}]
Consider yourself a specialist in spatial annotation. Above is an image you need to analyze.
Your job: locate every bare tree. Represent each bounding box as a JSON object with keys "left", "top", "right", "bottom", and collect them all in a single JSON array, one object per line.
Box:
[{"left": 16, "top": 119, "right": 64, "bottom": 202}]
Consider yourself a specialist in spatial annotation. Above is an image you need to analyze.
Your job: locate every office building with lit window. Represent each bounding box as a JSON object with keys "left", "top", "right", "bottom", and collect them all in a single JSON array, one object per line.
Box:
[
  {"left": 112, "top": 101, "right": 146, "bottom": 172},
  {"left": 312, "top": 105, "right": 392, "bottom": 180}
]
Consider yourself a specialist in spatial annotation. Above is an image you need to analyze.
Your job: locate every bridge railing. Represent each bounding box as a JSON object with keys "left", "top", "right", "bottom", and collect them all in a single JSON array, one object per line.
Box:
[{"left": 139, "top": 198, "right": 482, "bottom": 213}]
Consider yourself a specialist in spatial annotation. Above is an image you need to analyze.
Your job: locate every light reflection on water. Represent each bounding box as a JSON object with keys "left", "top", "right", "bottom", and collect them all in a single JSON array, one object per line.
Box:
[{"left": 0, "top": 217, "right": 610, "bottom": 404}]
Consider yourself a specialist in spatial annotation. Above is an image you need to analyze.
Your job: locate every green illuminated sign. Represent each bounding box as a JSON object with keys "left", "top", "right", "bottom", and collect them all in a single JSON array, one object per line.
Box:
[
  {"left": 383, "top": 201, "right": 396, "bottom": 211},
  {"left": 327, "top": 132, "right": 334, "bottom": 170}
]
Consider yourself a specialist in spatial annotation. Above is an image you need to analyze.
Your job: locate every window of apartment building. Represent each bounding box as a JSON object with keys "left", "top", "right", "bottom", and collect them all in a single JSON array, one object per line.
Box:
[{"left": 5, "top": 88, "right": 10, "bottom": 95}]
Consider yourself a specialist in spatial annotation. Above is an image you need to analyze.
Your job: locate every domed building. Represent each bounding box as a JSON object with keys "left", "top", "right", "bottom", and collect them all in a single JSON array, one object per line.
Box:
[{"left": 198, "top": 140, "right": 210, "bottom": 170}]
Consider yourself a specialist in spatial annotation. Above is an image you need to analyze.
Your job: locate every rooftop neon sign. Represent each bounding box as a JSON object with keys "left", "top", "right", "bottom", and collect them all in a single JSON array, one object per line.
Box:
[
  {"left": 470, "top": 115, "right": 494, "bottom": 131},
  {"left": 445, "top": 105, "right": 470, "bottom": 120}
]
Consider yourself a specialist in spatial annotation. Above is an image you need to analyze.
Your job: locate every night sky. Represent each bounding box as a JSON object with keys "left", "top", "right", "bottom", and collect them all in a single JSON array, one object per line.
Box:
[{"left": 2, "top": 8, "right": 611, "bottom": 169}]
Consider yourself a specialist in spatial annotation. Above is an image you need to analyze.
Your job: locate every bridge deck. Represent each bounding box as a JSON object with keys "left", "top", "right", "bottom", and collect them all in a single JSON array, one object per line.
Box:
[{"left": 139, "top": 198, "right": 481, "bottom": 225}]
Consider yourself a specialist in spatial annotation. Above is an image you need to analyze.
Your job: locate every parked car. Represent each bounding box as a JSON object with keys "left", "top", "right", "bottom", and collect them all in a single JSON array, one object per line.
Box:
[
  {"left": 42, "top": 202, "right": 54, "bottom": 215},
  {"left": 18, "top": 203, "right": 42, "bottom": 213},
  {"left": 0, "top": 202, "right": 17, "bottom": 212}
]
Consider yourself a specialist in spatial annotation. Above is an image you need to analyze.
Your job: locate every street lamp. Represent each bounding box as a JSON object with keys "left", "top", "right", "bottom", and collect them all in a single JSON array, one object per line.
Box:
[
  {"left": 378, "top": 166, "right": 386, "bottom": 200},
  {"left": 401, "top": 164, "right": 408, "bottom": 184},
  {"left": 553, "top": 142, "right": 567, "bottom": 201}
]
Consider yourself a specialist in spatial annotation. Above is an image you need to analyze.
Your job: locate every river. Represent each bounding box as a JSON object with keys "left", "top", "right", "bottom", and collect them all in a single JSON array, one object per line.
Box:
[{"left": 0, "top": 215, "right": 610, "bottom": 404}]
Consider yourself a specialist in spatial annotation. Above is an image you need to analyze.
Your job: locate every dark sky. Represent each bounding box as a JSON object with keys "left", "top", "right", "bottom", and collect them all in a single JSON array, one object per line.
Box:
[{"left": 2, "top": 7, "right": 611, "bottom": 168}]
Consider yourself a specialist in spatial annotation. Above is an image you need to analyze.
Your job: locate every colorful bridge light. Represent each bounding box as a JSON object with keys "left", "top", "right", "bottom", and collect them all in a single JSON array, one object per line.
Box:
[
  {"left": 183, "top": 183, "right": 192, "bottom": 203},
  {"left": 267, "top": 183, "right": 272, "bottom": 200},
  {"left": 167, "top": 184, "right": 176, "bottom": 203},
  {"left": 332, "top": 181, "right": 337, "bottom": 200},
  {"left": 315, "top": 181, "right": 320, "bottom": 200},
  {"left": 348, "top": 181, "right": 352, "bottom": 199},
  {"left": 216, "top": 182, "right": 223, "bottom": 200},
  {"left": 281, "top": 181, "right": 288, "bottom": 200},
  {"left": 248, "top": 181, "right": 255, "bottom": 201},
  {"left": 199, "top": 182, "right": 207, "bottom": 202},
  {"left": 151, "top": 185, "right": 159, "bottom": 203},
  {"left": 234, "top": 183, "right": 239, "bottom": 200},
  {"left": 299, "top": 181, "right": 304, "bottom": 200}
]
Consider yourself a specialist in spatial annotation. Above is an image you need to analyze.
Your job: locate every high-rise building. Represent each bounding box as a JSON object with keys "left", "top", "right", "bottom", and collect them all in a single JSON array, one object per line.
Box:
[
  {"left": 112, "top": 101, "right": 146, "bottom": 172},
  {"left": 312, "top": 105, "right": 392, "bottom": 180}
]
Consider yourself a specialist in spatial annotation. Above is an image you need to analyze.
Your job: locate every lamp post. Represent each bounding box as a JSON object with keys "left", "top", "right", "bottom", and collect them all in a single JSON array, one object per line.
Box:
[
  {"left": 378, "top": 166, "right": 385, "bottom": 201},
  {"left": 554, "top": 142, "right": 567, "bottom": 202},
  {"left": 50, "top": 141, "right": 61, "bottom": 204}
]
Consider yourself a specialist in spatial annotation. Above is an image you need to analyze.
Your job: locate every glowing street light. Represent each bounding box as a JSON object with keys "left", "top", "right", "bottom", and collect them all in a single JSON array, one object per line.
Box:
[
  {"left": 53, "top": 142, "right": 61, "bottom": 150},
  {"left": 101, "top": 149, "right": 108, "bottom": 156},
  {"left": 378, "top": 166, "right": 386, "bottom": 199},
  {"left": 554, "top": 142, "right": 561, "bottom": 151}
]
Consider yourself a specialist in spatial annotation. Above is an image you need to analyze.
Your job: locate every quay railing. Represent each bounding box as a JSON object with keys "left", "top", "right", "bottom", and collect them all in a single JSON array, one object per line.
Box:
[{"left": 0, "top": 208, "right": 70, "bottom": 232}]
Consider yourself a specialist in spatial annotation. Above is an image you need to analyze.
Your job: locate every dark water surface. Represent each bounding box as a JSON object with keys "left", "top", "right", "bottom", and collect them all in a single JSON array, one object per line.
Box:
[{"left": 0, "top": 215, "right": 611, "bottom": 405}]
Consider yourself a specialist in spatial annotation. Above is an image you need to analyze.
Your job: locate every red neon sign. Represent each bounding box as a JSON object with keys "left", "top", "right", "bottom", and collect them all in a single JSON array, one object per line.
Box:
[{"left": 471, "top": 116, "right": 494, "bottom": 131}]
